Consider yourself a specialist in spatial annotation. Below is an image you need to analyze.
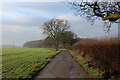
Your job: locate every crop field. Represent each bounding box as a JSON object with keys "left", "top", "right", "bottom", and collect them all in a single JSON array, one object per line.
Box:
[{"left": 2, "top": 47, "right": 59, "bottom": 78}]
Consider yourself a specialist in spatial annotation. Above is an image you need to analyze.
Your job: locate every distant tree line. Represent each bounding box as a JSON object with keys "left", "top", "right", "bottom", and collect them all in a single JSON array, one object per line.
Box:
[{"left": 23, "top": 31, "right": 80, "bottom": 49}]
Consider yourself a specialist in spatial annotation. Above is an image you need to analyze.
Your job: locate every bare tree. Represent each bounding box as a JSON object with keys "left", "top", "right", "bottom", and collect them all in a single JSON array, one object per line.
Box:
[
  {"left": 69, "top": 0, "right": 120, "bottom": 31},
  {"left": 42, "top": 18, "right": 70, "bottom": 50}
]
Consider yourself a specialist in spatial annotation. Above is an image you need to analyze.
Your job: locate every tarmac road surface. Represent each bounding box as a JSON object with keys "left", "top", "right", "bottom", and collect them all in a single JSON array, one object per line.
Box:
[{"left": 34, "top": 50, "right": 89, "bottom": 79}]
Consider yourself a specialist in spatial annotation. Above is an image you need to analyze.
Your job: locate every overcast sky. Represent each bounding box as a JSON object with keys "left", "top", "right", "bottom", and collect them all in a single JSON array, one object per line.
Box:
[{"left": 0, "top": 1, "right": 118, "bottom": 46}]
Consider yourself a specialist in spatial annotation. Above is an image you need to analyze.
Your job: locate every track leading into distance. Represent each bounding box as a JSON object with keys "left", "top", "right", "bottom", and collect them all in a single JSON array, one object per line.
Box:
[{"left": 34, "top": 50, "right": 89, "bottom": 79}]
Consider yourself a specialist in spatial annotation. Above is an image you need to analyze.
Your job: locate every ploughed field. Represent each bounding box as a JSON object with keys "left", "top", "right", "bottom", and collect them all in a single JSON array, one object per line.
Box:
[{"left": 2, "top": 47, "right": 59, "bottom": 78}]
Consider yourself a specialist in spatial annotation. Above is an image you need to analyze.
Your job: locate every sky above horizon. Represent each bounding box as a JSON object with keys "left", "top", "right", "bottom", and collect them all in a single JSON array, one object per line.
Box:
[{"left": 0, "top": 1, "right": 118, "bottom": 46}]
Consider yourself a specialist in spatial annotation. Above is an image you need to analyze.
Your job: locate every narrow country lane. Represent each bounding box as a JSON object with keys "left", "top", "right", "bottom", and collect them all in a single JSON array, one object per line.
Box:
[{"left": 34, "top": 50, "right": 89, "bottom": 79}]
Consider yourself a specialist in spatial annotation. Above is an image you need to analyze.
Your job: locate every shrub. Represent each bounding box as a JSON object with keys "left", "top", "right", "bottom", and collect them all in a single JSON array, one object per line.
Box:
[{"left": 73, "top": 37, "right": 120, "bottom": 79}]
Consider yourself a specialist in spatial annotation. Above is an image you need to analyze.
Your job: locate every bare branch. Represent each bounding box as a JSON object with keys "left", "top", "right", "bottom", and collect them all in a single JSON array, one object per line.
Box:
[{"left": 42, "top": 18, "right": 70, "bottom": 50}]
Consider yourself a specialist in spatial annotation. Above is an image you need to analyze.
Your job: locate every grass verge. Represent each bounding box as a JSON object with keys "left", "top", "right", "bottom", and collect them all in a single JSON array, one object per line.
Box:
[{"left": 69, "top": 50, "right": 103, "bottom": 79}]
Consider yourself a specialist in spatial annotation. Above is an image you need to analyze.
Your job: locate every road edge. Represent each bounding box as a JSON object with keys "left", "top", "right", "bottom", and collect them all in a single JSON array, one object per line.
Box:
[
  {"left": 68, "top": 50, "right": 103, "bottom": 79},
  {"left": 31, "top": 50, "right": 61, "bottom": 80}
]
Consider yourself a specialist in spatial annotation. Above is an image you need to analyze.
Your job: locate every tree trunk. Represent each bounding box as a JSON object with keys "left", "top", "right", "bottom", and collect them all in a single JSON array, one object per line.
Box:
[{"left": 55, "top": 41, "right": 59, "bottom": 51}]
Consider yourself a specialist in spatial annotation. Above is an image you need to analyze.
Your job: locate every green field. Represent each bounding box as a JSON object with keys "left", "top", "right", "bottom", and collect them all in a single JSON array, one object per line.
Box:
[{"left": 2, "top": 47, "right": 59, "bottom": 78}]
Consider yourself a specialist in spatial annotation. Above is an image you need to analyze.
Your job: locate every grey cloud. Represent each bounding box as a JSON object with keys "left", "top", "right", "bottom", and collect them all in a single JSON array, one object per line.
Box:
[
  {"left": 59, "top": 16, "right": 118, "bottom": 38},
  {"left": 2, "top": 26, "right": 45, "bottom": 46},
  {"left": 16, "top": 2, "right": 73, "bottom": 14},
  {"left": 3, "top": 15, "right": 47, "bottom": 27},
  {"left": 2, "top": 2, "right": 73, "bottom": 18}
]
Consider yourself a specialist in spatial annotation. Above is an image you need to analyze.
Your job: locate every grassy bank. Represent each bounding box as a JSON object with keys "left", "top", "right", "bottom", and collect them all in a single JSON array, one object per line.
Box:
[
  {"left": 2, "top": 47, "right": 60, "bottom": 79},
  {"left": 69, "top": 50, "right": 103, "bottom": 78}
]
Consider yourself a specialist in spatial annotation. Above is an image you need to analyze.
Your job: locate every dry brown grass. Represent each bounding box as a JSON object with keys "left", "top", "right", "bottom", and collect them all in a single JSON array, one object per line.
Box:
[{"left": 73, "top": 37, "right": 120, "bottom": 79}]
